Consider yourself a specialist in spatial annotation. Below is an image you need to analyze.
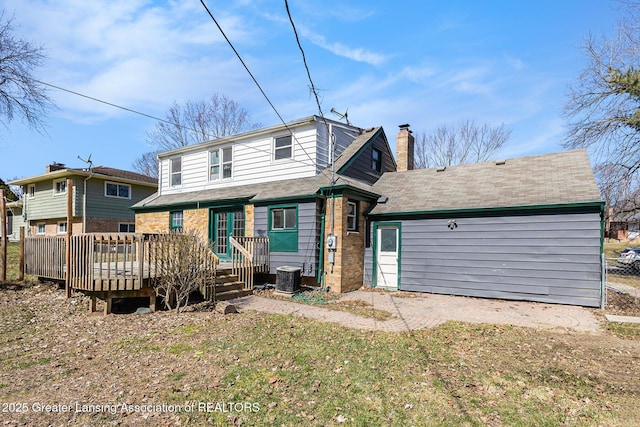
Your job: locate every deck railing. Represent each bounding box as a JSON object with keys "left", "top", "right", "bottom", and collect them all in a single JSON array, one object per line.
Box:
[
  {"left": 24, "top": 235, "right": 66, "bottom": 280},
  {"left": 230, "top": 236, "right": 270, "bottom": 290},
  {"left": 69, "top": 233, "right": 153, "bottom": 292}
]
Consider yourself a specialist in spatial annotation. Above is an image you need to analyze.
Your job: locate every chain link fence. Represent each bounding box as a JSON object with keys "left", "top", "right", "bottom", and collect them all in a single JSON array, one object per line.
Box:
[{"left": 603, "top": 246, "right": 640, "bottom": 336}]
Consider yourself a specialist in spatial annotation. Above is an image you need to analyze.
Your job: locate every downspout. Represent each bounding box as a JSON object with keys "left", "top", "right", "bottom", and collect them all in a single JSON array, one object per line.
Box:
[{"left": 82, "top": 170, "right": 94, "bottom": 233}]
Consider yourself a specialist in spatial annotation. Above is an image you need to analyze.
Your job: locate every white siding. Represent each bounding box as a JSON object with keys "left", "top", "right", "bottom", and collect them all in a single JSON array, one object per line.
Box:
[{"left": 158, "top": 121, "right": 361, "bottom": 196}]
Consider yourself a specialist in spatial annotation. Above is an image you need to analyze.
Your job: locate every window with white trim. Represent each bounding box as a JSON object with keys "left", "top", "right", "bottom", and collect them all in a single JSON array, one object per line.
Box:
[
  {"left": 209, "top": 147, "right": 233, "bottom": 181},
  {"left": 119, "top": 223, "right": 135, "bottom": 233},
  {"left": 57, "top": 222, "right": 67, "bottom": 234},
  {"left": 105, "top": 182, "right": 131, "bottom": 199},
  {"left": 27, "top": 184, "right": 35, "bottom": 198},
  {"left": 274, "top": 135, "right": 293, "bottom": 160},
  {"left": 53, "top": 179, "right": 67, "bottom": 195},
  {"left": 36, "top": 223, "right": 45, "bottom": 235},
  {"left": 170, "top": 157, "right": 182, "bottom": 186},
  {"left": 347, "top": 201, "right": 358, "bottom": 231}
]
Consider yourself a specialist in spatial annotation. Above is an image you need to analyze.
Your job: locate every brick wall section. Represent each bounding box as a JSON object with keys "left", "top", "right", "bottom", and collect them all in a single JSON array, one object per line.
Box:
[
  {"left": 29, "top": 218, "right": 82, "bottom": 236},
  {"left": 136, "top": 211, "right": 170, "bottom": 233},
  {"left": 185, "top": 209, "right": 209, "bottom": 241},
  {"left": 85, "top": 217, "right": 129, "bottom": 233},
  {"left": 245, "top": 204, "right": 254, "bottom": 237},
  {"left": 322, "top": 196, "right": 365, "bottom": 293},
  {"left": 396, "top": 126, "right": 415, "bottom": 172},
  {"left": 340, "top": 199, "right": 365, "bottom": 292}
]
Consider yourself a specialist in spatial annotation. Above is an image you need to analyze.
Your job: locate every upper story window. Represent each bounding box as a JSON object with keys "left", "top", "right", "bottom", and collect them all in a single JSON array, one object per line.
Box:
[
  {"left": 170, "top": 211, "right": 184, "bottom": 232},
  {"left": 274, "top": 135, "right": 293, "bottom": 160},
  {"left": 372, "top": 148, "right": 382, "bottom": 173},
  {"left": 27, "top": 184, "right": 35, "bottom": 198},
  {"left": 170, "top": 157, "right": 182, "bottom": 187},
  {"left": 209, "top": 147, "right": 233, "bottom": 181},
  {"left": 53, "top": 179, "right": 67, "bottom": 195},
  {"left": 105, "top": 182, "right": 131, "bottom": 199},
  {"left": 347, "top": 201, "right": 358, "bottom": 231}
]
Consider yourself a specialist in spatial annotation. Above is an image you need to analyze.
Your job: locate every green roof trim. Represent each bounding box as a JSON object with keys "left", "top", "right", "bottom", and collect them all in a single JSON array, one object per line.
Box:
[
  {"left": 366, "top": 201, "right": 605, "bottom": 220},
  {"left": 252, "top": 194, "right": 318, "bottom": 206},
  {"left": 132, "top": 196, "right": 253, "bottom": 212},
  {"left": 336, "top": 127, "right": 384, "bottom": 174},
  {"left": 318, "top": 184, "right": 380, "bottom": 200}
]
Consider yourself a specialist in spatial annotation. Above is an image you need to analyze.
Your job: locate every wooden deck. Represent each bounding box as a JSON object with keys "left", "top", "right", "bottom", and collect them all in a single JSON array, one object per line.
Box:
[{"left": 23, "top": 233, "right": 269, "bottom": 313}]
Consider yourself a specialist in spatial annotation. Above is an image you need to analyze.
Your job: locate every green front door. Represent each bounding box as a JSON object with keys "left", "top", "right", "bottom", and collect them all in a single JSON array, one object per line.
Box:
[{"left": 211, "top": 208, "right": 245, "bottom": 260}]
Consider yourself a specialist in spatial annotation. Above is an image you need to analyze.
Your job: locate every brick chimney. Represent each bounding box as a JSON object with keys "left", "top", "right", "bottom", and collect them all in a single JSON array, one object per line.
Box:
[
  {"left": 396, "top": 124, "right": 414, "bottom": 172},
  {"left": 46, "top": 162, "right": 66, "bottom": 173}
]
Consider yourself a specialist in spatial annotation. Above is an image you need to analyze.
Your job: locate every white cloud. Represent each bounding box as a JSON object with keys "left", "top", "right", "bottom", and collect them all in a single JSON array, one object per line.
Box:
[{"left": 300, "top": 28, "right": 388, "bottom": 66}]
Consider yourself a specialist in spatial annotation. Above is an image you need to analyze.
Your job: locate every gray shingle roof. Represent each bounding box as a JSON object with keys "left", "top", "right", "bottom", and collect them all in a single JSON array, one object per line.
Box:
[
  {"left": 369, "top": 149, "right": 602, "bottom": 215},
  {"left": 133, "top": 170, "right": 378, "bottom": 209}
]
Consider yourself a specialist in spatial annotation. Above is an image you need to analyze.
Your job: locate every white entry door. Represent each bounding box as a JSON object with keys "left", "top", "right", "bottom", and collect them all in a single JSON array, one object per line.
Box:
[{"left": 376, "top": 225, "right": 399, "bottom": 289}]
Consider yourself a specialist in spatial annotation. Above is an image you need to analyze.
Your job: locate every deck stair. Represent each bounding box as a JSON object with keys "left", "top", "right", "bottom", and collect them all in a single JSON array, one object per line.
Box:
[{"left": 205, "top": 268, "right": 253, "bottom": 301}]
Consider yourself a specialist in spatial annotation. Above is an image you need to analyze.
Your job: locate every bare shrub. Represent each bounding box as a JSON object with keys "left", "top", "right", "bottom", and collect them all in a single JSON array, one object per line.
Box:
[{"left": 149, "top": 230, "right": 217, "bottom": 313}]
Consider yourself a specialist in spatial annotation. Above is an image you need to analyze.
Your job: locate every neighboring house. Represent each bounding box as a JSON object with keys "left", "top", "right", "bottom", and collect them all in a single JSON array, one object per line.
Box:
[
  {"left": 133, "top": 115, "right": 605, "bottom": 307},
  {"left": 3, "top": 200, "right": 27, "bottom": 242},
  {"left": 9, "top": 164, "right": 157, "bottom": 236},
  {"left": 606, "top": 211, "right": 640, "bottom": 241}
]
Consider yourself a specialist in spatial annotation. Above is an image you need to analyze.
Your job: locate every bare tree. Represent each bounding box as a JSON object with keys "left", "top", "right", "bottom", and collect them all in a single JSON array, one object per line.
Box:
[
  {"left": 563, "top": 1, "right": 640, "bottom": 220},
  {"left": 0, "top": 12, "right": 53, "bottom": 134},
  {"left": 134, "top": 94, "right": 260, "bottom": 177},
  {"left": 149, "top": 230, "right": 218, "bottom": 313},
  {"left": 414, "top": 120, "right": 512, "bottom": 169}
]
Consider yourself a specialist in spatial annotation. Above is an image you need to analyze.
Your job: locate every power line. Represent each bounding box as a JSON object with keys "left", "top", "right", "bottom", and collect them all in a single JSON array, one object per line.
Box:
[
  {"left": 36, "top": 79, "right": 318, "bottom": 168},
  {"left": 199, "top": 0, "right": 318, "bottom": 168}
]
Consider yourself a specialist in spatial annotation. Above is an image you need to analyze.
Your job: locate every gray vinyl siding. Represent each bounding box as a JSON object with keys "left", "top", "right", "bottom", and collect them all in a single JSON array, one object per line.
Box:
[
  {"left": 316, "top": 124, "right": 360, "bottom": 173},
  {"left": 365, "top": 211, "right": 603, "bottom": 307},
  {"left": 254, "top": 201, "right": 319, "bottom": 277},
  {"left": 340, "top": 134, "right": 395, "bottom": 184}
]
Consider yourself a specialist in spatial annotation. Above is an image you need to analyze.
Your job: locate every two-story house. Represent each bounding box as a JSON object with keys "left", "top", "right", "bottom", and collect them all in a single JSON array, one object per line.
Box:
[
  {"left": 132, "top": 116, "right": 395, "bottom": 293},
  {"left": 133, "top": 115, "right": 605, "bottom": 307},
  {"left": 9, "top": 164, "right": 157, "bottom": 236}
]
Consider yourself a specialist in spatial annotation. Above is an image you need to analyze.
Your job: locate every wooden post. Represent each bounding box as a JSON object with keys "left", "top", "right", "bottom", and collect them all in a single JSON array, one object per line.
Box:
[
  {"left": 1, "top": 189, "right": 6, "bottom": 282},
  {"left": 19, "top": 227, "right": 24, "bottom": 281},
  {"left": 65, "top": 178, "right": 73, "bottom": 298}
]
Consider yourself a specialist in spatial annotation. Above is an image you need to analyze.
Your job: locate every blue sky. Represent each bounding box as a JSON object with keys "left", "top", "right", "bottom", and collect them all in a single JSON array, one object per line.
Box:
[{"left": 0, "top": 0, "right": 621, "bottom": 181}]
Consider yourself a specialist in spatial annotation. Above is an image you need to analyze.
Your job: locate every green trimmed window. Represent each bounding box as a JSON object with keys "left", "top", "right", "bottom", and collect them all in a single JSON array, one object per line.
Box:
[
  {"left": 170, "top": 211, "right": 184, "bottom": 232},
  {"left": 268, "top": 205, "right": 298, "bottom": 252}
]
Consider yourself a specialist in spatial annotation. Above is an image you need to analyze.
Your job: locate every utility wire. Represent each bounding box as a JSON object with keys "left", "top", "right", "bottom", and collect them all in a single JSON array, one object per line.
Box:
[
  {"left": 199, "top": 0, "right": 317, "bottom": 168},
  {"left": 35, "top": 79, "right": 319, "bottom": 169}
]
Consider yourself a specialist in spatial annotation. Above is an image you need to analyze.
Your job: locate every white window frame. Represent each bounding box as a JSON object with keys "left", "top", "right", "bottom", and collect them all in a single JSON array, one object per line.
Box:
[
  {"left": 170, "top": 157, "right": 182, "bottom": 187},
  {"left": 53, "top": 179, "right": 67, "bottom": 195},
  {"left": 118, "top": 223, "right": 135, "bottom": 233},
  {"left": 347, "top": 201, "right": 358, "bottom": 231},
  {"left": 36, "top": 223, "right": 45, "bottom": 235},
  {"left": 27, "top": 184, "right": 35, "bottom": 198},
  {"left": 105, "top": 182, "right": 131, "bottom": 199},
  {"left": 208, "top": 147, "right": 233, "bottom": 181},
  {"left": 273, "top": 135, "right": 293, "bottom": 161},
  {"left": 57, "top": 221, "right": 67, "bottom": 234}
]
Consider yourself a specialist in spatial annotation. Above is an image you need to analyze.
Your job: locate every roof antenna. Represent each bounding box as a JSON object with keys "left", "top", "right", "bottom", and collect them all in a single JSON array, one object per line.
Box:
[
  {"left": 78, "top": 154, "right": 93, "bottom": 170},
  {"left": 330, "top": 107, "right": 351, "bottom": 125}
]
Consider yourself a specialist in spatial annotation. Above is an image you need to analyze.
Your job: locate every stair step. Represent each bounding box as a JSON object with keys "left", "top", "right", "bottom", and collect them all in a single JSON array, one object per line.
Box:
[
  {"left": 213, "top": 282, "right": 244, "bottom": 293},
  {"left": 215, "top": 274, "right": 240, "bottom": 284},
  {"left": 215, "top": 289, "right": 253, "bottom": 301}
]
